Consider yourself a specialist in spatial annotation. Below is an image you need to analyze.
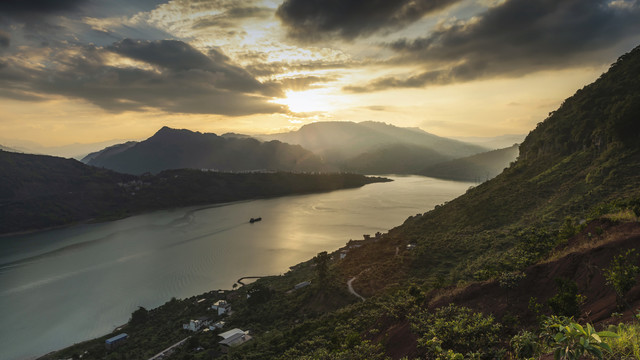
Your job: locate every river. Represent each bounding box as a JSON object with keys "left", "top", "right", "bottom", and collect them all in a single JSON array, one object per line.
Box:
[{"left": 0, "top": 175, "right": 473, "bottom": 360}]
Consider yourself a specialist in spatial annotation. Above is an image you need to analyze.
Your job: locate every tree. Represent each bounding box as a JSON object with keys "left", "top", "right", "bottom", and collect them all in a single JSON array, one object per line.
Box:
[
  {"left": 130, "top": 306, "right": 148, "bottom": 326},
  {"left": 247, "top": 283, "right": 272, "bottom": 306},
  {"left": 603, "top": 249, "right": 640, "bottom": 310},
  {"left": 313, "top": 251, "right": 330, "bottom": 282},
  {"left": 548, "top": 278, "right": 583, "bottom": 318}
]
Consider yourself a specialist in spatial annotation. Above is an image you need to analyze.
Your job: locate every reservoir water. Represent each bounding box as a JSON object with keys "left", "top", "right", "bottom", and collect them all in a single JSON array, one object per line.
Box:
[{"left": 0, "top": 176, "right": 473, "bottom": 360}]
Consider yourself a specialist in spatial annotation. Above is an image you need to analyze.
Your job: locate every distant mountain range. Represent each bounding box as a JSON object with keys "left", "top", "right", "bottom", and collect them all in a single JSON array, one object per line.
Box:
[
  {"left": 0, "top": 139, "right": 127, "bottom": 159},
  {"left": 0, "top": 144, "right": 20, "bottom": 153},
  {"left": 451, "top": 134, "right": 525, "bottom": 149},
  {"left": 258, "top": 121, "right": 487, "bottom": 164},
  {"left": 421, "top": 144, "right": 520, "bottom": 182},
  {"left": 85, "top": 122, "right": 501, "bottom": 177},
  {"left": 84, "top": 127, "right": 332, "bottom": 175}
]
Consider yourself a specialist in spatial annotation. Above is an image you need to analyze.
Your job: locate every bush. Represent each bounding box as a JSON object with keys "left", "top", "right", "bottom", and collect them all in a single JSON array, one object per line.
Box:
[
  {"left": 411, "top": 304, "right": 502, "bottom": 359},
  {"left": 545, "top": 320, "right": 618, "bottom": 360},
  {"left": 548, "top": 278, "right": 584, "bottom": 317},
  {"left": 510, "top": 330, "right": 540, "bottom": 359},
  {"left": 603, "top": 249, "right": 640, "bottom": 310}
]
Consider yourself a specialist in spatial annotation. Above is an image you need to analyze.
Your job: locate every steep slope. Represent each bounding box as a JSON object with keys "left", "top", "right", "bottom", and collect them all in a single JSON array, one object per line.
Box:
[
  {"left": 81, "top": 141, "right": 138, "bottom": 164},
  {"left": 348, "top": 44, "right": 640, "bottom": 292},
  {"left": 259, "top": 121, "right": 487, "bottom": 165},
  {"left": 451, "top": 134, "right": 526, "bottom": 149},
  {"left": 0, "top": 151, "right": 133, "bottom": 233},
  {"left": 340, "top": 143, "right": 450, "bottom": 174},
  {"left": 0, "top": 144, "right": 20, "bottom": 153},
  {"left": 420, "top": 144, "right": 519, "bottom": 182},
  {"left": 87, "top": 127, "right": 332, "bottom": 175}
]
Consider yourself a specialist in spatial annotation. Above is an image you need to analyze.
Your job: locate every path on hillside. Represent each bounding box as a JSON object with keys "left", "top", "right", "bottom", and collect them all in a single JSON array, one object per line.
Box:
[
  {"left": 148, "top": 336, "right": 190, "bottom": 360},
  {"left": 347, "top": 268, "right": 371, "bottom": 302},
  {"left": 347, "top": 276, "right": 365, "bottom": 302}
]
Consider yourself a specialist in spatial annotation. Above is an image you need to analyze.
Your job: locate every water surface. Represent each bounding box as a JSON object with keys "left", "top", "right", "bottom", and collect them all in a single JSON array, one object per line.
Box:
[{"left": 0, "top": 175, "right": 473, "bottom": 359}]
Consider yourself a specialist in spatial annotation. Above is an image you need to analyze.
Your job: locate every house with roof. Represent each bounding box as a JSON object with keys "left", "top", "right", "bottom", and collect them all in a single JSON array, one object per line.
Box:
[
  {"left": 218, "top": 328, "right": 252, "bottom": 352},
  {"left": 182, "top": 317, "right": 211, "bottom": 332},
  {"left": 105, "top": 333, "right": 128, "bottom": 349},
  {"left": 212, "top": 299, "right": 231, "bottom": 315}
]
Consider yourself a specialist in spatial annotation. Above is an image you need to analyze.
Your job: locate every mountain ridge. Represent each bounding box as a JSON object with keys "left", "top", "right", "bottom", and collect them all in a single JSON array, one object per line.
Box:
[{"left": 86, "top": 127, "right": 333, "bottom": 175}]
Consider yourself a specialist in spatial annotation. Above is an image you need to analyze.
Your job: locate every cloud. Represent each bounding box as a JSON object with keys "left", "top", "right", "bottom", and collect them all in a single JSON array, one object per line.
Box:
[
  {"left": 0, "top": 39, "right": 286, "bottom": 116},
  {"left": 0, "top": 0, "right": 87, "bottom": 14},
  {"left": 346, "top": 0, "right": 640, "bottom": 92},
  {"left": 0, "top": 31, "right": 9, "bottom": 48},
  {"left": 276, "top": 75, "right": 336, "bottom": 91},
  {"left": 276, "top": 0, "right": 463, "bottom": 42},
  {"left": 192, "top": 6, "right": 273, "bottom": 29}
]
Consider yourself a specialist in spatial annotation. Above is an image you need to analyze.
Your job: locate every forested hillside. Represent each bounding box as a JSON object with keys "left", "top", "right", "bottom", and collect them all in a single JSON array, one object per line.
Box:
[{"left": 0, "top": 151, "right": 387, "bottom": 234}]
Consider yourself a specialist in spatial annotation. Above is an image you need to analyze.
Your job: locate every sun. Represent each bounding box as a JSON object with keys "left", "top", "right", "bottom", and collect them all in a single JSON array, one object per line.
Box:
[{"left": 273, "top": 89, "right": 334, "bottom": 114}]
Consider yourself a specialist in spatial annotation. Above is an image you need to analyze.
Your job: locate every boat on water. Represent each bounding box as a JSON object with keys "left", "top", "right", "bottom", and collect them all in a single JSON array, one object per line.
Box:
[{"left": 249, "top": 217, "right": 262, "bottom": 223}]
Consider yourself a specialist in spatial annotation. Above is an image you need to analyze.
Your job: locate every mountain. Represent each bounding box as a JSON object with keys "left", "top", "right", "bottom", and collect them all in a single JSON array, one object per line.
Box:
[
  {"left": 81, "top": 141, "right": 138, "bottom": 164},
  {"left": 86, "top": 127, "right": 333, "bottom": 175},
  {"left": 258, "top": 121, "right": 487, "bottom": 168},
  {"left": 0, "top": 144, "right": 20, "bottom": 153},
  {"left": 420, "top": 144, "right": 519, "bottom": 182},
  {"left": 451, "top": 134, "right": 525, "bottom": 149},
  {"left": 340, "top": 143, "right": 450, "bottom": 174},
  {"left": 0, "top": 150, "right": 388, "bottom": 234},
  {"left": 0, "top": 139, "right": 127, "bottom": 159}
]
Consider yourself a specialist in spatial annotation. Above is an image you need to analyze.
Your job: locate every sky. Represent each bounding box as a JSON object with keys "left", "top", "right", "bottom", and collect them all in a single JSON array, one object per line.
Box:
[{"left": 1, "top": 0, "right": 639, "bottom": 147}]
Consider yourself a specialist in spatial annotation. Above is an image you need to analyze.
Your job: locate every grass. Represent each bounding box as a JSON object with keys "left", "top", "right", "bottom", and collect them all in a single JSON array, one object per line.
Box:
[{"left": 606, "top": 322, "right": 640, "bottom": 359}]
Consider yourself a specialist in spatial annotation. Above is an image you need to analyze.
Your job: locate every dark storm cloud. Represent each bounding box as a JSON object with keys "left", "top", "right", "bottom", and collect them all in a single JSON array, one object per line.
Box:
[
  {"left": 276, "top": 0, "right": 463, "bottom": 41},
  {"left": 107, "top": 39, "right": 280, "bottom": 96},
  {"left": 345, "top": 0, "right": 640, "bottom": 92},
  {"left": 0, "top": 0, "right": 87, "bottom": 14},
  {"left": 0, "top": 31, "right": 9, "bottom": 48},
  {"left": 0, "top": 39, "right": 286, "bottom": 116},
  {"left": 192, "top": 6, "right": 272, "bottom": 30}
]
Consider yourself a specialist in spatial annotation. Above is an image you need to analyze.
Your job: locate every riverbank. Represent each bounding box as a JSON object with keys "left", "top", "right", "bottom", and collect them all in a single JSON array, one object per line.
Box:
[{"left": 1, "top": 155, "right": 391, "bottom": 235}]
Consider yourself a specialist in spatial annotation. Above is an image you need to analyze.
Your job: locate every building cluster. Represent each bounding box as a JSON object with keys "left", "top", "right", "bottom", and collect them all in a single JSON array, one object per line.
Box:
[
  {"left": 339, "top": 232, "right": 384, "bottom": 259},
  {"left": 178, "top": 296, "right": 253, "bottom": 352}
]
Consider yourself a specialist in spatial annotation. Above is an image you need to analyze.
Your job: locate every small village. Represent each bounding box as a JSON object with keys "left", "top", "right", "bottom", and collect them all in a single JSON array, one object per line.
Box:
[{"left": 86, "top": 231, "right": 395, "bottom": 360}]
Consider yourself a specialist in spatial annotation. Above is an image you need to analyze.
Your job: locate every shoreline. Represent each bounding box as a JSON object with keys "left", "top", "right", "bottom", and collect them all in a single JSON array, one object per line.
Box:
[{"left": 0, "top": 175, "right": 392, "bottom": 237}]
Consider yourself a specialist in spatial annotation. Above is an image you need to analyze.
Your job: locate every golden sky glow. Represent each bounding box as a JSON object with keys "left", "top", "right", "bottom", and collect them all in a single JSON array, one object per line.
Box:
[{"left": 0, "top": 0, "right": 639, "bottom": 149}]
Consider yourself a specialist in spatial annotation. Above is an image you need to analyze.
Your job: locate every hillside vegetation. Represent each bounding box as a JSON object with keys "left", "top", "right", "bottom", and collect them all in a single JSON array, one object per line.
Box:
[
  {"left": 0, "top": 151, "right": 388, "bottom": 234},
  {"left": 420, "top": 144, "right": 519, "bottom": 182}
]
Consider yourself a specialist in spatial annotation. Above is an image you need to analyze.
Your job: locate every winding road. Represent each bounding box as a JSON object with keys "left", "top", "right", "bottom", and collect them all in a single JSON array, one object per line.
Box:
[{"left": 347, "top": 276, "right": 366, "bottom": 302}]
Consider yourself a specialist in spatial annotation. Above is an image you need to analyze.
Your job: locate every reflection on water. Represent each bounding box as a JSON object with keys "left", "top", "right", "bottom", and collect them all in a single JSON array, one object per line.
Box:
[{"left": 0, "top": 175, "right": 472, "bottom": 360}]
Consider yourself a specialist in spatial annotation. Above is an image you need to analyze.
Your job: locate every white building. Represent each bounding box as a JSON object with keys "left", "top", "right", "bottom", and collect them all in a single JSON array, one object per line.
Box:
[
  {"left": 183, "top": 319, "right": 203, "bottom": 332},
  {"left": 211, "top": 300, "right": 231, "bottom": 315},
  {"left": 210, "top": 321, "right": 225, "bottom": 330}
]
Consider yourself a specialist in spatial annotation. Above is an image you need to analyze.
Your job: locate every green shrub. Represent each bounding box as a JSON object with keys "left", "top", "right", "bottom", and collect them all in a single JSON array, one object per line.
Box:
[
  {"left": 603, "top": 249, "right": 640, "bottom": 310},
  {"left": 548, "top": 278, "right": 584, "bottom": 317},
  {"left": 545, "top": 320, "right": 618, "bottom": 360},
  {"left": 411, "top": 304, "right": 502, "bottom": 359},
  {"left": 510, "top": 330, "right": 540, "bottom": 359}
]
